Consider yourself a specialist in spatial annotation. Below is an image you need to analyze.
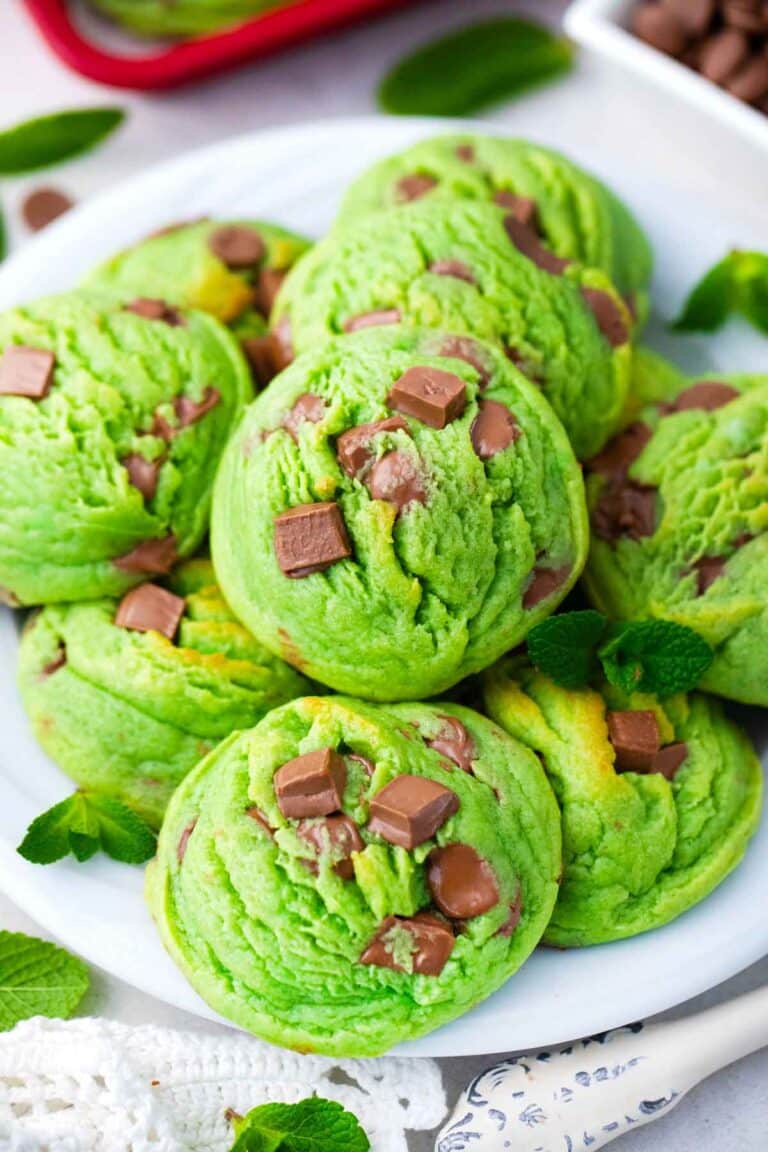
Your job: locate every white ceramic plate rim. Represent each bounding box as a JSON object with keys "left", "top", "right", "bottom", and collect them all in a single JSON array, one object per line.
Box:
[{"left": 0, "top": 115, "right": 765, "bottom": 1059}]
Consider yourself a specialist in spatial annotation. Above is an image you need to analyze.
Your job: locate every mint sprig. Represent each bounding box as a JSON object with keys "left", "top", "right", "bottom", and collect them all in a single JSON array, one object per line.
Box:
[
  {"left": 673, "top": 250, "right": 768, "bottom": 336},
  {"left": 526, "top": 613, "right": 712, "bottom": 697},
  {"left": 0, "top": 931, "right": 89, "bottom": 1031},
  {"left": 18, "top": 792, "right": 156, "bottom": 866},
  {"left": 378, "top": 18, "right": 573, "bottom": 117},
  {"left": 229, "top": 1099, "right": 369, "bottom": 1152},
  {"left": 0, "top": 108, "right": 125, "bottom": 175}
]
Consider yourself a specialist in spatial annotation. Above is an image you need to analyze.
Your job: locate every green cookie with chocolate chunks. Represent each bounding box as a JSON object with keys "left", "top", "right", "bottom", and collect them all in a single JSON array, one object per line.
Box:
[
  {"left": 484, "top": 657, "right": 762, "bottom": 947},
  {"left": 0, "top": 291, "right": 251, "bottom": 606},
  {"left": 145, "top": 695, "right": 562, "bottom": 1056},
  {"left": 584, "top": 374, "right": 768, "bottom": 706},
  {"left": 273, "top": 198, "right": 633, "bottom": 460},
  {"left": 18, "top": 558, "right": 310, "bottom": 826},
  {"left": 211, "top": 327, "right": 588, "bottom": 702}
]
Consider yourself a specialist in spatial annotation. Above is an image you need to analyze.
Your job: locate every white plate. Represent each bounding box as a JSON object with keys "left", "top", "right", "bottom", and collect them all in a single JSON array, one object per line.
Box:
[{"left": 0, "top": 116, "right": 766, "bottom": 1059}]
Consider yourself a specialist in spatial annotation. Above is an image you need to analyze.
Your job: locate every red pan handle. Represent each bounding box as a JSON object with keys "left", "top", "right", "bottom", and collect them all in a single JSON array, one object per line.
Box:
[{"left": 22, "top": 0, "right": 412, "bottom": 91}]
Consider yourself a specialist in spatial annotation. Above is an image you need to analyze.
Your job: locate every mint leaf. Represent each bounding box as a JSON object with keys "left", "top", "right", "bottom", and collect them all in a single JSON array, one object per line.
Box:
[
  {"left": 0, "top": 931, "right": 89, "bottom": 1031},
  {"left": 230, "top": 1099, "right": 369, "bottom": 1152},
  {"left": 599, "top": 620, "right": 713, "bottom": 698},
  {"left": 527, "top": 610, "right": 608, "bottom": 688},
  {"left": 378, "top": 18, "right": 573, "bottom": 117},
  {"left": 0, "top": 108, "right": 125, "bottom": 175},
  {"left": 18, "top": 792, "right": 156, "bottom": 866},
  {"left": 673, "top": 250, "right": 768, "bottom": 336}
]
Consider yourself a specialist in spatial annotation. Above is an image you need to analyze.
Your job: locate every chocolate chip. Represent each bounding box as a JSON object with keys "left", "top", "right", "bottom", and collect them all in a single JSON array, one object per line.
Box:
[
  {"left": 344, "top": 309, "right": 402, "bottom": 333},
  {"left": 587, "top": 422, "right": 652, "bottom": 478},
  {"left": 245, "top": 807, "right": 274, "bottom": 837},
  {"left": 496, "top": 887, "right": 524, "bottom": 938},
  {"left": 124, "top": 298, "right": 184, "bottom": 326},
  {"left": 427, "top": 716, "right": 476, "bottom": 772},
  {"left": 336, "top": 415, "right": 409, "bottom": 478},
  {"left": 694, "top": 555, "right": 726, "bottom": 593},
  {"left": 663, "top": 0, "right": 715, "bottom": 35},
  {"left": 275, "top": 747, "right": 347, "bottom": 819},
  {"left": 121, "top": 453, "right": 162, "bottom": 502},
  {"left": 632, "top": 4, "right": 688, "bottom": 55},
  {"left": 0, "top": 346, "right": 55, "bottom": 399},
  {"left": 177, "top": 821, "right": 196, "bottom": 863},
  {"left": 282, "top": 393, "right": 325, "bottom": 442},
  {"left": 271, "top": 316, "right": 294, "bottom": 371},
  {"left": 581, "top": 288, "right": 630, "bottom": 347},
  {"left": 700, "top": 28, "right": 749, "bottom": 82},
  {"left": 176, "top": 387, "right": 220, "bottom": 427},
  {"left": 523, "top": 564, "right": 571, "bottom": 609},
  {"left": 470, "top": 399, "right": 520, "bottom": 460},
  {"left": 504, "top": 215, "right": 570, "bottom": 275},
  {"left": 42, "top": 646, "right": 67, "bottom": 677},
  {"left": 297, "top": 814, "right": 363, "bottom": 880},
  {"left": 208, "top": 225, "right": 265, "bottom": 269},
  {"left": 113, "top": 535, "right": 178, "bottom": 575},
  {"left": 274, "top": 502, "right": 352, "bottom": 578},
  {"left": 253, "top": 268, "right": 286, "bottom": 317},
  {"left": 593, "top": 482, "right": 657, "bottom": 542},
  {"left": 653, "top": 741, "right": 689, "bottom": 780},
  {"left": 388, "top": 365, "right": 466, "bottom": 429},
  {"left": 494, "top": 191, "right": 539, "bottom": 230},
  {"left": 394, "top": 173, "right": 437, "bottom": 202},
  {"left": 670, "top": 381, "right": 740, "bottom": 412},
  {"left": 367, "top": 451, "right": 426, "bottom": 514},
  {"left": 360, "top": 913, "right": 454, "bottom": 975},
  {"left": 435, "top": 335, "right": 491, "bottom": 387},
  {"left": 427, "top": 844, "right": 500, "bottom": 919},
  {"left": 22, "top": 187, "right": 73, "bottom": 232},
  {"left": 429, "top": 259, "right": 476, "bottom": 284},
  {"left": 727, "top": 55, "right": 768, "bottom": 101},
  {"left": 241, "top": 334, "right": 281, "bottom": 386},
  {"left": 115, "top": 582, "right": 185, "bottom": 640},
  {"left": 607, "top": 710, "right": 661, "bottom": 772},
  {"left": 455, "top": 143, "right": 475, "bottom": 162},
  {"left": 368, "top": 775, "right": 459, "bottom": 850}
]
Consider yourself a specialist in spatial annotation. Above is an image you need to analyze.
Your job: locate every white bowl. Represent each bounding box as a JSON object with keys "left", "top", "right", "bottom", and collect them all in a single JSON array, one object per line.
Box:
[{"left": 566, "top": 0, "right": 768, "bottom": 155}]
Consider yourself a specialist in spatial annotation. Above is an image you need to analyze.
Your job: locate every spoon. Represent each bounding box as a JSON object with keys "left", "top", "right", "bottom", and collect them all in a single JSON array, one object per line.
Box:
[{"left": 436, "top": 984, "right": 768, "bottom": 1151}]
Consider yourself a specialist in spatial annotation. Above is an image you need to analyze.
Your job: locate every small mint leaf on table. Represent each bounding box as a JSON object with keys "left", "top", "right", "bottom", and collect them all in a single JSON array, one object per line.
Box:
[
  {"left": 377, "top": 18, "right": 574, "bottom": 117},
  {"left": 526, "top": 610, "right": 608, "bottom": 688},
  {"left": 598, "top": 620, "right": 713, "bottom": 698},
  {"left": 230, "top": 1099, "right": 370, "bottom": 1152},
  {"left": 17, "top": 792, "right": 156, "bottom": 866},
  {"left": 0, "top": 931, "right": 89, "bottom": 1031},
  {"left": 0, "top": 108, "right": 125, "bottom": 175},
  {"left": 673, "top": 250, "right": 768, "bottom": 336}
]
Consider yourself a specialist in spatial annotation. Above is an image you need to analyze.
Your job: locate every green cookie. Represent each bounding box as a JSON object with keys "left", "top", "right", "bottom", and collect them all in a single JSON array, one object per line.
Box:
[
  {"left": 18, "top": 558, "right": 310, "bottom": 826},
  {"left": 146, "top": 695, "right": 561, "bottom": 1056},
  {"left": 211, "top": 327, "right": 588, "bottom": 701},
  {"left": 274, "top": 199, "right": 633, "bottom": 459},
  {"left": 338, "top": 133, "right": 652, "bottom": 309},
  {"left": 85, "top": 0, "right": 281, "bottom": 37},
  {"left": 584, "top": 374, "right": 768, "bottom": 705},
  {"left": 0, "top": 292, "right": 251, "bottom": 606},
  {"left": 484, "top": 657, "right": 762, "bottom": 947}
]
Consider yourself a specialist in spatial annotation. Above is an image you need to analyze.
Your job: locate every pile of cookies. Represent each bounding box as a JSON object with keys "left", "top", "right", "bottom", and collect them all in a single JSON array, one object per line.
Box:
[{"left": 1, "top": 134, "right": 764, "bottom": 1057}]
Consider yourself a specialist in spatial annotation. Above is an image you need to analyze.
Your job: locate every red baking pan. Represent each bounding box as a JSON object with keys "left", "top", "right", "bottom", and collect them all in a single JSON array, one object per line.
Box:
[{"left": 22, "top": 0, "right": 415, "bottom": 91}]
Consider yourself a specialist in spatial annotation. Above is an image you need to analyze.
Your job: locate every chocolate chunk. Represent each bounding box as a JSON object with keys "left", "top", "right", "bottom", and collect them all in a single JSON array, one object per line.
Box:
[
  {"left": 388, "top": 365, "right": 466, "bottom": 429},
  {"left": 0, "top": 346, "right": 55, "bottom": 399},
  {"left": 360, "top": 913, "right": 455, "bottom": 976},
  {"left": 663, "top": 0, "right": 715, "bottom": 36},
  {"left": 368, "top": 775, "right": 459, "bottom": 850},
  {"left": 336, "top": 415, "right": 409, "bottom": 478},
  {"left": 208, "top": 225, "right": 265, "bottom": 269},
  {"left": 653, "top": 741, "right": 689, "bottom": 780},
  {"left": 394, "top": 173, "right": 437, "bottom": 202},
  {"left": 344, "top": 309, "right": 402, "bottom": 333},
  {"left": 632, "top": 4, "right": 688, "bottom": 54},
  {"left": 504, "top": 215, "right": 570, "bottom": 275},
  {"left": 22, "top": 187, "right": 73, "bottom": 232},
  {"left": 177, "top": 820, "right": 197, "bottom": 863},
  {"left": 700, "top": 28, "right": 749, "bottom": 83},
  {"left": 523, "top": 564, "right": 570, "bottom": 609},
  {"left": 694, "top": 555, "right": 726, "bottom": 593},
  {"left": 42, "top": 646, "right": 67, "bottom": 677},
  {"left": 587, "top": 422, "right": 652, "bottom": 478},
  {"left": 368, "top": 451, "right": 426, "bottom": 514},
  {"left": 115, "top": 582, "right": 185, "bottom": 640},
  {"left": 581, "top": 288, "right": 630, "bottom": 347},
  {"left": 253, "top": 268, "right": 286, "bottom": 317},
  {"left": 494, "top": 191, "right": 539, "bottom": 230},
  {"left": 241, "top": 334, "right": 281, "bottom": 386},
  {"left": 282, "top": 393, "right": 325, "bottom": 442},
  {"left": 271, "top": 316, "right": 294, "bottom": 371},
  {"left": 455, "top": 143, "right": 475, "bottom": 162},
  {"left": 274, "top": 502, "right": 351, "bottom": 578},
  {"left": 427, "top": 844, "right": 500, "bottom": 919},
  {"left": 114, "top": 536, "right": 178, "bottom": 575},
  {"left": 470, "top": 399, "right": 520, "bottom": 460},
  {"left": 124, "top": 298, "right": 184, "bottom": 326},
  {"left": 496, "top": 887, "right": 523, "bottom": 938},
  {"left": 727, "top": 55, "right": 768, "bottom": 102},
  {"left": 429, "top": 260, "right": 476, "bottom": 284},
  {"left": 297, "top": 814, "right": 363, "bottom": 880},
  {"left": 245, "top": 807, "right": 275, "bottom": 837},
  {"left": 671, "top": 381, "right": 740, "bottom": 412},
  {"left": 121, "top": 453, "right": 162, "bottom": 502},
  {"left": 593, "top": 482, "right": 657, "bottom": 542},
  {"left": 427, "top": 716, "right": 476, "bottom": 772},
  {"left": 176, "top": 387, "right": 220, "bottom": 427},
  {"left": 274, "top": 747, "right": 347, "bottom": 819},
  {"left": 607, "top": 710, "right": 661, "bottom": 773}
]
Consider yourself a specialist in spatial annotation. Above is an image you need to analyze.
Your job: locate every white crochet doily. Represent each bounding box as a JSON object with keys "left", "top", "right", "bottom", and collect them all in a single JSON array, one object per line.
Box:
[{"left": 0, "top": 1017, "right": 446, "bottom": 1152}]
